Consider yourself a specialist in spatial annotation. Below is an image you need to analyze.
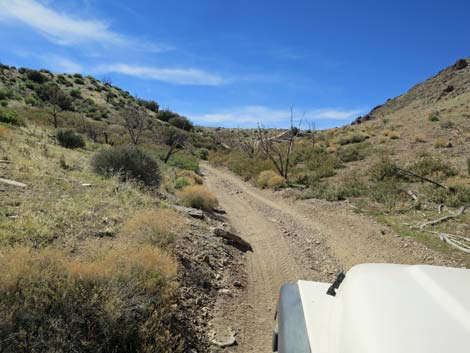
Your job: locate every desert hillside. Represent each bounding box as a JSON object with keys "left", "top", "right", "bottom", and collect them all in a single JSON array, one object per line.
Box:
[{"left": 209, "top": 58, "right": 470, "bottom": 264}]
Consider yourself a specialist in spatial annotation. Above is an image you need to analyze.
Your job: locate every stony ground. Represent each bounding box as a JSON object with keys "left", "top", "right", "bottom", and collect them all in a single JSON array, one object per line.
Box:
[{"left": 201, "top": 163, "right": 465, "bottom": 353}]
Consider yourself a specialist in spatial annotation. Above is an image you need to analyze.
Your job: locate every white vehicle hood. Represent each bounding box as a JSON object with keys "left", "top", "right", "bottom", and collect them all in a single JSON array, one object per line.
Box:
[{"left": 298, "top": 263, "right": 470, "bottom": 353}]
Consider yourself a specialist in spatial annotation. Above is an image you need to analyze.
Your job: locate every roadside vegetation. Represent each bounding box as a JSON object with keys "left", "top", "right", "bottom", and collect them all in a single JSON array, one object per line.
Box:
[
  {"left": 0, "top": 64, "right": 220, "bottom": 352},
  {"left": 207, "top": 94, "right": 470, "bottom": 259}
]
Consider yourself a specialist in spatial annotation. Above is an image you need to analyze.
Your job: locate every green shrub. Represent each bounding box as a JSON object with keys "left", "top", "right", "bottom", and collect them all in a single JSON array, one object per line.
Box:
[
  {"left": 196, "top": 148, "right": 209, "bottom": 160},
  {"left": 70, "top": 88, "right": 81, "bottom": 98},
  {"left": 338, "top": 134, "right": 368, "bottom": 145},
  {"left": 156, "top": 109, "right": 179, "bottom": 122},
  {"left": 56, "top": 129, "right": 86, "bottom": 149},
  {"left": 169, "top": 115, "right": 193, "bottom": 131},
  {"left": 167, "top": 153, "right": 199, "bottom": 172},
  {"left": 25, "top": 96, "right": 39, "bottom": 106},
  {"left": 35, "top": 83, "right": 73, "bottom": 111},
  {"left": 0, "top": 88, "right": 14, "bottom": 100},
  {"left": 338, "top": 145, "right": 365, "bottom": 163},
  {"left": 409, "top": 156, "right": 457, "bottom": 178},
  {"left": 91, "top": 145, "right": 162, "bottom": 187},
  {"left": 174, "top": 177, "right": 191, "bottom": 189},
  {"left": 369, "top": 179, "right": 406, "bottom": 208},
  {"left": 26, "top": 69, "right": 48, "bottom": 84},
  {"left": 369, "top": 158, "right": 399, "bottom": 181},
  {"left": 74, "top": 78, "right": 85, "bottom": 85},
  {"left": 138, "top": 99, "right": 159, "bottom": 112},
  {"left": 304, "top": 178, "right": 367, "bottom": 201},
  {"left": 428, "top": 111, "right": 440, "bottom": 122},
  {"left": 422, "top": 185, "right": 470, "bottom": 208},
  {"left": 0, "top": 111, "right": 22, "bottom": 126},
  {"left": 0, "top": 101, "right": 7, "bottom": 107}
]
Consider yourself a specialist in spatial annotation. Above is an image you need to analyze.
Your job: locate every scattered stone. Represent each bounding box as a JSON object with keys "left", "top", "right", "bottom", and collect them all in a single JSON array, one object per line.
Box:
[
  {"left": 81, "top": 183, "right": 93, "bottom": 187},
  {"left": 175, "top": 205, "right": 205, "bottom": 219},
  {"left": 211, "top": 328, "right": 237, "bottom": 348}
]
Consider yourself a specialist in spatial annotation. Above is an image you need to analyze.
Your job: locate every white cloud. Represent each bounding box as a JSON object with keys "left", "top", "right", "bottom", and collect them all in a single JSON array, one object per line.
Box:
[
  {"left": 191, "top": 106, "right": 365, "bottom": 127},
  {"left": 44, "top": 54, "right": 83, "bottom": 73},
  {"left": 0, "top": 0, "right": 164, "bottom": 50},
  {"left": 94, "top": 63, "right": 225, "bottom": 86},
  {"left": 307, "top": 108, "right": 364, "bottom": 120}
]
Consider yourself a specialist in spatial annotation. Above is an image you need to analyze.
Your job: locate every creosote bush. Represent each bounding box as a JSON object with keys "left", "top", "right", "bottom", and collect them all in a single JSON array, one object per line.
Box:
[
  {"left": 56, "top": 129, "right": 85, "bottom": 149},
  {"left": 91, "top": 145, "right": 162, "bottom": 187},
  {"left": 179, "top": 185, "right": 218, "bottom": 211},
  {"left": 121, "top": 209, "right": 183, "bottom": 247},
  {"left": 0, "top": 244, "right": 181, "bottom": 353}
]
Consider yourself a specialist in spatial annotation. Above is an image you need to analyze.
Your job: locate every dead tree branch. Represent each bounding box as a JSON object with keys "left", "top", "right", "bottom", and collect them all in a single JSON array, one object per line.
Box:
[
  {"left": 396, "top": 167, "right": 448, "bottom": 189},
  {"left": 123, "top": 106, "right": 148, "bottom": 145},
  {"left": 417, "top": 205, "right": 468, "bottom": 230},
  {"left": 256, "top": 106, "right": 300, "bottom": 179}
]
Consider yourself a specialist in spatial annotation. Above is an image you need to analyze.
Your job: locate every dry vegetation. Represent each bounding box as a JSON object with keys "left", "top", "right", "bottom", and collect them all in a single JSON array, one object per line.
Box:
[
  {"left": 207, "top": 58, "right": 470, "bottom": 259},
  {"left": 0, "top": 64, "right": 223, "bottom": 351}
]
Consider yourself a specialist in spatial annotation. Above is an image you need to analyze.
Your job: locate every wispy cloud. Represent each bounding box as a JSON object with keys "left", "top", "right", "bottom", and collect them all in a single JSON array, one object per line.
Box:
[
  {"left": 190, "top": 106, "right": 365, "bottom": 128},
  {"left": 93, "top": 63, "right": 226, "bottom": 86},
  {"left": 0, "top": 0, "right": 166, "bottom": 51},
  {"left": 42, "top": 54, "right": 83, "bottom": 73}
]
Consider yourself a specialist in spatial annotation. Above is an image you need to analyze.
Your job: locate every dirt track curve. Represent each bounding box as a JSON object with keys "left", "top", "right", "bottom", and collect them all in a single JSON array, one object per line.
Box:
[{"left": 202, "top": 163, "right": 454, "bottom": 353}]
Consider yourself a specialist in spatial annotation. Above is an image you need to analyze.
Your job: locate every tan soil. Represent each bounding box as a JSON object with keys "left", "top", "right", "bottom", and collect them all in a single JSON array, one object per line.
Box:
[{"left": 202, "top": 163, "right": 462, "bottom": 353}]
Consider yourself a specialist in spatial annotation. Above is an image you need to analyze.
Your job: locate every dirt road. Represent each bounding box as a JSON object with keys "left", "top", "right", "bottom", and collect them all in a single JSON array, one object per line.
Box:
[{"left": 202, "top": 163, "right": 455, "bottom": 353}]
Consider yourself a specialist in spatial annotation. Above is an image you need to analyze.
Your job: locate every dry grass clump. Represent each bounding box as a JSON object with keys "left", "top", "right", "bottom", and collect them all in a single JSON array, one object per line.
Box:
[
  {"left": 0, "top": 125, "right": 12, "bottom": 139},
  {"left": 257, "top": 170, "right": 286, "bottom": 189},
  {"left": 179, "top": 185, "right": 218, "bottom": 211},
  {"left": 414, "top": 134, "right": 426, "bottom": 143},
  {"left": 0, "top": 244, "right": 182, "bottom": 353},
  {"left": 266, "top": 175, "right": 287, "bottom": 189},
  {"left": 433, "top": 138, "right": 450, "bottom": 148},
  {"left": 121, "top": 208, "right": 184, "bottom": 247},
  {"left": 257, "top": 170, "right": 279, "bottom": 187},
  {"left": 176, "top": 169, "right": 203, "bottom": 184}
]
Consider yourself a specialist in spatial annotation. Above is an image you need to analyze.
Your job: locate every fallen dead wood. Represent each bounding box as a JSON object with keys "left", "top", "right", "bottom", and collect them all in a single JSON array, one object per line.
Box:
[
  {"left": 422, "top": 229, "right": 470, "bottom": 254},
  {"left": 437, "top": 204, "right": 445, "bottom": 214},
  {"left": 0, "top": 178, "right": 26, "bottom": 188},
  {"left": 403, "top": 189, "right": 419, "bottom": 201},
  {"left": 418, "top": 206, "right": 468, "bottom": 230},
  {"left": 396, "top": 167, "right": 448, "bottom": 190},
  {"left": 0, "top": 160, "right": 12, "bottom": 164},
  {"left": 213, "top": 227, "right": 253, "bottom": 252}
]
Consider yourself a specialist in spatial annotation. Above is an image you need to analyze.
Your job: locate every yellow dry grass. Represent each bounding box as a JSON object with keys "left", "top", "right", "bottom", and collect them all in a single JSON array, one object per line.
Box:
[
  {"left": 179, "top": 185, "right": 218, "bottom": 211},
  {"left": 176, "top": 169, "right": 203, "bottom": 184},
  {"left": 120, "top": 208, "right": 184, "bottom": 247},
  {"left": 257, "top": 170, "right": 286, "bottom": 189}
]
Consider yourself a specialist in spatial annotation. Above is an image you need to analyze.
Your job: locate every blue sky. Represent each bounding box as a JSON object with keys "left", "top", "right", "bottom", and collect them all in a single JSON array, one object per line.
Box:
[{"left": 0, "top": 0, "right": 468, "bottom": 128}]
